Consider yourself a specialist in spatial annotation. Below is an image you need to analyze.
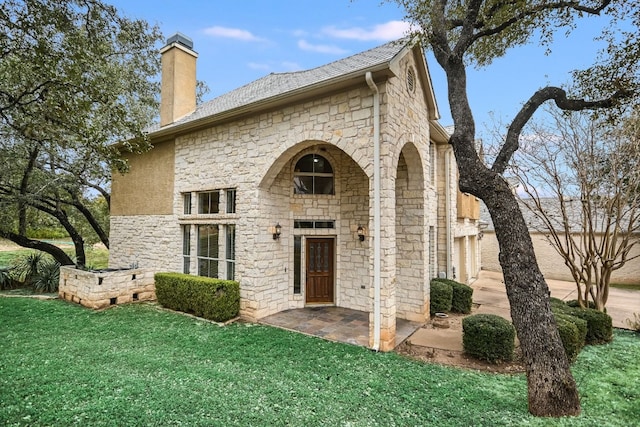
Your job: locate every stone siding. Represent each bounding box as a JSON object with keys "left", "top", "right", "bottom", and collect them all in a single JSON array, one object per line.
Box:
[
  {"left": 109, "top": 45, "right": 477, "bottom": 351},
  {"left": 59, "top": 266, "right": 156, "bottom": 309}
]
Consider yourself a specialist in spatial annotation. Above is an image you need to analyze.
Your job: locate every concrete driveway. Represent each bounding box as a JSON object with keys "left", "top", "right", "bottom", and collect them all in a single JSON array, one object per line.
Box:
[
  {"left": 408, "top": 270, "right": 639, "bottom": 351},
  {"left": 473, "top": 270, "right": 639, "bottom": 329}
]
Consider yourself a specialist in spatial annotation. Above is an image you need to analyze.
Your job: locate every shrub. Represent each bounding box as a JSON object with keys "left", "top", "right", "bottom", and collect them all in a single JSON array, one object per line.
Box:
[
  {"left": 554, "top": 313, "right": 588, "bottom": 363},
  {"left": 565, "top": 307, "right": 613, "bottom": 345},
  {"left": 549, "top": 297, "right": 567, "bottom": 309},
  {"left": 627, "top": 313, "right": 640, "bottom": 333},
  {"left": 32, "top": 260, "right": 61, "bottom": 293},
  {"left": 566, "top": 299, "right": 599, "bottom": 310},
  {"left": 0, "top": 268, "right": 18, "bottom": 290},
  {"left": 9, "top": 252, "right": 60, "bottom": 292},
  {"left": 462, "top": 314, "right": 515, "bottom": 363},
  {"left": 433, "top": 278, "right": 473, "bottom": 314},
  {"left": 155, "top": 273, "right": 239, "bottom": 322},
  {"left": 430, "top": 279, "right": 452, "bottom": 315}
]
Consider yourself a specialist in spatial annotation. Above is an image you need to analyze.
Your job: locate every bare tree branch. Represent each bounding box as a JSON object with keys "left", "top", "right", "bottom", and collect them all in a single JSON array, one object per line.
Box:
[{"left": 492, "top": 86, "right": 632, "bottom": 174}]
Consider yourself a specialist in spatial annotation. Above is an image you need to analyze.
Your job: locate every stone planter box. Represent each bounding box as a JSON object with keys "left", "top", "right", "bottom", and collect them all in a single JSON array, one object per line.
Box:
[{"left": 59, "top": 266, "right": 156, "bottom": 309}]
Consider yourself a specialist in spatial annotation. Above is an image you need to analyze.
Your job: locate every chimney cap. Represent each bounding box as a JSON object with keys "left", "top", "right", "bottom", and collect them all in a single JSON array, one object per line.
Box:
[{"left": 165, "top": 32, "right": 194, "bottom": 50}]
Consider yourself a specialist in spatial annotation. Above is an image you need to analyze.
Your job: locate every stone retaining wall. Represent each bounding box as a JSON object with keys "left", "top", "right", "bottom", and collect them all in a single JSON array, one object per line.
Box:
[{"left": 59, "top": 266, "right": 156, "bottom": 309}]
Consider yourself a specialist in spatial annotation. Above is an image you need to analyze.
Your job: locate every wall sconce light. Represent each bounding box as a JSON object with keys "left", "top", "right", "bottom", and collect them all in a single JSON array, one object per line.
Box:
[
  {"left": 357, "top": 225, "right": 365, "bottom": 242},
  {"left": 273, "top": 223, "right": 282, "bottom": 240},
  {"left": 478, "top": 231, "right": 484, "bottom": 241}
]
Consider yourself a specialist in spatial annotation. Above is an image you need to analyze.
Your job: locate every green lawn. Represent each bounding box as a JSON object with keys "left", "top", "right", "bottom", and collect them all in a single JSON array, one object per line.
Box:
[
  {"left": 1, "top": 298, "right": 638, "bottom": 426},
  {"left": 0, "top": 245, "right": 109, "bottom": 270}
]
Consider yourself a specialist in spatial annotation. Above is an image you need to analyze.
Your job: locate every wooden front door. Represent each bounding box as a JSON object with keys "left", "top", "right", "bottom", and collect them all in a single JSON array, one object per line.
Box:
[{"left": 306, "top": 238, "right": 334, "bottom": 304}]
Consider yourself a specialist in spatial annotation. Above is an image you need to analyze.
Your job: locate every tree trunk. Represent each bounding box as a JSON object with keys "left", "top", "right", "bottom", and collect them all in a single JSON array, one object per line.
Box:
[
  {"left": 0, "top": 230, "right": 74, "bottom": 266},
  {"left": 477, "top": 174, "right": 581, "bottom": 416}
]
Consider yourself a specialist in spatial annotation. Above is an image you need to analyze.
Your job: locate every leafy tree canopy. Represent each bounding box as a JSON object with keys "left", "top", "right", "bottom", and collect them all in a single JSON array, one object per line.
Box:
[{"left": 0, "top": 0, "right": 163, "bottom": 266}]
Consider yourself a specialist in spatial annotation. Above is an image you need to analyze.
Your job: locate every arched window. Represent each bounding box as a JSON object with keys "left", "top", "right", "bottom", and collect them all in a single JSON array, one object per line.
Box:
[{"left": 293, "top": 154, "right": 334, "bottom": 194}]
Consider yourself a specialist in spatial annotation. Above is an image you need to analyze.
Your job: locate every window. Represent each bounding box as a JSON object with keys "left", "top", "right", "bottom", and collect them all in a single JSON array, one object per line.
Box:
[
  {"left": 293, "top": 236, "right": 302, "bottom": 294},
  {"left": 197, "top": 225, "right": 219, "bottom": 277},
  {"left": 294, "top": 220, "right": 335, "bottom": 229},
  {"left": 225, "top": 225, "right": 236, "bottom": 280},
  {"left": 182, "top": 225, "right": 191, "bottom": 274},
  {"left": 198, "top": 191, "right": 220, "bottom": 214},
  {"left": 183, "top": 193, "right": 192, "bottom": 215},
  {"left": 429, "top": 143, "right": 437, "bottom": 184},
  {"left": 293, "top": 154, "right": 334, "bottom": 195},
  {"left": 406, "top": 66, "right": 416, "bottom": 94},
  {"left": 226, "top": 189, "right": 236, "bottom": 214}
]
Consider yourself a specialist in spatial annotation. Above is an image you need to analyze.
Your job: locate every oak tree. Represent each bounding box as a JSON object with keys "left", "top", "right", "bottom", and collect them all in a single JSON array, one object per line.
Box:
[
  {"left": 395, "top": 0, "right": 638, "bottom": 417},
  {"left": 0, "top": 0, "right": 162, "bottom": 266}
]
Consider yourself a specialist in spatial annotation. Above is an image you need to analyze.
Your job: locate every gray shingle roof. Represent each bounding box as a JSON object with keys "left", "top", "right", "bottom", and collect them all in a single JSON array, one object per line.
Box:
[{"left": 151, "top": 38, "right": 410, "bottom": 133}]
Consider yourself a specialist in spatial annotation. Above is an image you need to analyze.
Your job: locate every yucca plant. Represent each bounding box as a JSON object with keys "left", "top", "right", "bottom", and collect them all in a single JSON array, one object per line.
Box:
[
  {"left": 12, "top": 252, "right": 45, "bottom": 285},
  {"left": 0, "top": 267, "right": 17, "bottom": 290},
  {"left": 11, "top": 252, "right": 61, "bottom": 293},
  {"left": 32, "top": 260, "right": 61, "bottom": 293}
]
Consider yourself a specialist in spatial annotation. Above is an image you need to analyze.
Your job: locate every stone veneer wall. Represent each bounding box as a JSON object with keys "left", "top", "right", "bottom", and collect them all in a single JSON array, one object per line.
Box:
[
  {"left": 59, "top": 266, "right": 156, "bottom": 309},
  {"left": 109, "top": 215, "right": 181, "bottom": 272},
  {"left": 109, "top": 46, "right": 450, "bottom": 349}
]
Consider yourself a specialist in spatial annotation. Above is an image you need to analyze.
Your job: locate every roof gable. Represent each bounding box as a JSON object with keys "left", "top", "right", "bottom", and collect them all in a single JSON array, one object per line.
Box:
[{"left": 150, "top": 38, "right": 440, "bottom": 138}]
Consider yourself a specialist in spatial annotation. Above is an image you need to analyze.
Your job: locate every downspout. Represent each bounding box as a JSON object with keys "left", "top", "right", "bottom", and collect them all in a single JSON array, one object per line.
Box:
[
  {"left": 365, "top": 71, "right": 381, "bottom": 351},
  {"left": 445, "top": 148, "right": 453, "bottom": 278}
]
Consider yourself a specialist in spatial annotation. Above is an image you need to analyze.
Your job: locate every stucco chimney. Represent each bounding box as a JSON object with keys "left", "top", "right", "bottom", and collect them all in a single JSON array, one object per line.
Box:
[{"left": 159, "top": 33, "right": 197, "bottom": 127}]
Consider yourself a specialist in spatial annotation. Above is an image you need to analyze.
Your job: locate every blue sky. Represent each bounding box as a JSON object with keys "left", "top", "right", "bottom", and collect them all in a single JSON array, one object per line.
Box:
[{"left": 110, "top": 0, "right": 612, "bottom": 135}]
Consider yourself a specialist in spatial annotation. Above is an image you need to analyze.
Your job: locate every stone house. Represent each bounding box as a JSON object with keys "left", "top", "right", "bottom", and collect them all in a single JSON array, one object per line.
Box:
[{"left": 109, "top": 34, "right": 481, "bottom": 351}]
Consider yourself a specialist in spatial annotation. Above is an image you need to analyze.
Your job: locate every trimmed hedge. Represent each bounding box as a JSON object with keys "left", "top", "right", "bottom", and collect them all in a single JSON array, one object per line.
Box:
[
  {"left": 551, "top": 299, "right": 613, "bottom": 345},
  {"left": 433, "top": 278, "right": 473, "bottom": 314},
  {"left": 462, "top": 314, "right": 515, "bottom": 363},
  {"left": 554, "top": 313, "right": 588, "bottom": 363},
  {"left": 567, "top": 307, "right": 613, "bottom": 344},
  {"left": 155, "top": 272, "right": 239, "bottom": 322},
  {"left": 430, "top": 279, "right": 453, "bottom": 315}
]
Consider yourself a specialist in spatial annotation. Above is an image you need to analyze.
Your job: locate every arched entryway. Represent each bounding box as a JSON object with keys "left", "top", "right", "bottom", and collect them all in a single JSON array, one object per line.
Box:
[
  {"left": 394, "top": 142, "right": 427, "bottom": 322},
  {"left": 257, "top": 141, "right": 371, "bottom": 314}
]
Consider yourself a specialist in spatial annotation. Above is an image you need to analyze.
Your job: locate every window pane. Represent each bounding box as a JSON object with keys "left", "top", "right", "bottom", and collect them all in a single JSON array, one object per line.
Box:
[
  {"left": 209, "top": 227, "right": 219, "bottom": 259},
  {"left": 295, "top": 154, "right": 315, "bottom": 172},
  {"left": 183, "top": 257, "right": 190, "bottom": 275},
  {"left": 314, "top": 221, "right": 335, "bottom": 229},
  {"left": 198, "top": 225, "right": 219, "bottom": 258},
  {"left": 226, "top": 261, "right": 235, "bottom": 281},
  {"left": 183, "top": 226, "right": 191, "bottom": 256},
  {"left": 183, "top": 193, "right": 192, "bottom": 215},
  {"left": 226, "top": 225, "right": 235, "bottom": 260},
  {"left": 314, "top": 177, "right": 334, "bottom": 194},
  {"left": 226, "top": 189, "right": 236, "bottom": 213},
  {"left": 209, "top": 260, "right": 218, "bottom": 278},
  {"left": 312, "top": 155, "right": 332, "bottom": 173},
  {"left": 198, "top": 258, "right": 209, "bottom": 277},
  {"left": 294, "top": 176, "right": 313, "bottom": 194},
  {"left": 294, "top": 236, "right": 301, "bottom": 294},
  {"left": 198, "top": 191, "right": 220, "bottom": 214}
]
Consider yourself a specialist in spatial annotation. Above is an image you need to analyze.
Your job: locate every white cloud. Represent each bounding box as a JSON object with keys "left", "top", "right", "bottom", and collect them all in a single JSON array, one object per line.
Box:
[
  {"left": 297, "top": 39, "right": 348, "bottom": 55},
  {"left": 322, "top": 20, "right": 412, "bottom": 41},
  {"left": 203, "top": 26, "right": 265, "bottom": 42}
]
